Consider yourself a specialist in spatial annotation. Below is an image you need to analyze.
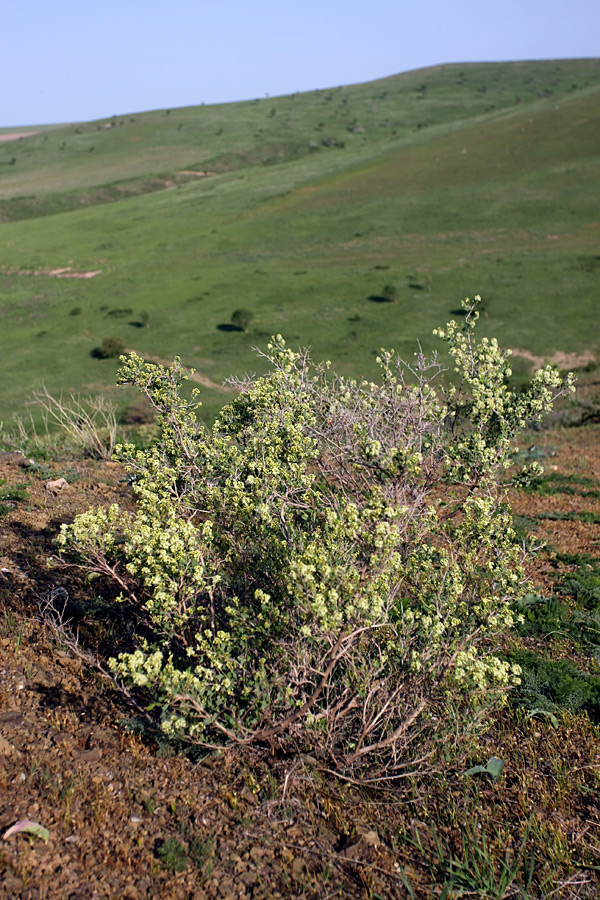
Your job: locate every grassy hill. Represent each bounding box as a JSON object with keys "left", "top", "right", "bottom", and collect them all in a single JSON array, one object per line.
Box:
[{"left": 1, "top": 59, "right": 599, "bottom": 425}]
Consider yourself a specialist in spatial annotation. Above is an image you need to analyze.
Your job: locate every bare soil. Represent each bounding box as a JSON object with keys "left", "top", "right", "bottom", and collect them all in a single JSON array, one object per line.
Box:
[
  {"left": 0, "top": 134, "right": 39, "bottom": 143},
  {"left": 1, "top": 425, "right": 599, "bottom": 899},
  {"left": 510, "top": 349, "right": 598, "bottom": 371}
]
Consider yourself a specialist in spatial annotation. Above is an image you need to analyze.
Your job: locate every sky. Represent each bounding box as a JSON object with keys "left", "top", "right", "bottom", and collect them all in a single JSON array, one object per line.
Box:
[{"left": 1, "top": 0, "right": 599, "bottom": 128}]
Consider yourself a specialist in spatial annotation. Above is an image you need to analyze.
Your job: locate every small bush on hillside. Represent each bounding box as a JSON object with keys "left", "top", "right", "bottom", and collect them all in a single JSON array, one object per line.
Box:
[
  {"left": 381, "top": 283, "right": 398, "bottom": 302},
  {"left": 93, "top": 337, "right": 126, "bottom": 359},
  {"left": 59, "top": 297, "right": 574, "bottom": 777},
  {"left": 230, "top": 308, "right": 254, "bottom": 333}
]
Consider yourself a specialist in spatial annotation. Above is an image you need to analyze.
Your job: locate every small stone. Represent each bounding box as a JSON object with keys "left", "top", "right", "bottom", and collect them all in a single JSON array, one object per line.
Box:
[
  {"left": 239, "top": 869, "right": 258, "bottom": 887},
  {"left": 0, "top": 711, "right": 24, "bottom": 727},
  {"left": 56, "top": 653, "right": 82, "bottom": 673},
  {"left": 45, "top": 477, "right": 70, "bottom": 493},
  {"left": 72, "top": 747, "right": 102, "bottom": 763},
  {"left": 53, "top": 732, "right": 76, "bottom": 748},
  {"left": 249, "top": 846, "right": 265, "bottom": 864},
  {"left": 240, "top": 785, "right": 258, "bottom": 806},
  {"left": 0, "top": 735, "right": 18, "bottom": 757},
  {"left": 292, "top": 857, "right": 306, "bottom": 878},
  {"left": 339, "top": 828, "right": 380, "bottom": 860},
  {"left": 216, "top": 876, "right": 235, "bottom": 899},
  {"left": 89, "top": 729, "right": 119, "bottom": 751},
  {"left": 28, "top": 667, "right": 54, "bottom": 687},
  {"left": 359, "top": 829, "right": 379, "bottom": 848}
]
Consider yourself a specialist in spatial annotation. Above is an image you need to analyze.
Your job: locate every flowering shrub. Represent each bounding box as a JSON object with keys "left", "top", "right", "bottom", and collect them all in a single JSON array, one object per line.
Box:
[{"left": 59, "top": 297, "right": 575, "bottom": 775}]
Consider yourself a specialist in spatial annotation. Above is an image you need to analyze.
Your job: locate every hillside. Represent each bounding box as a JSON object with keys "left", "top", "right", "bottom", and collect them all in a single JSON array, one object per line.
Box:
[{"left": 1, "top": 58, "right": 599, "bottom": 425}]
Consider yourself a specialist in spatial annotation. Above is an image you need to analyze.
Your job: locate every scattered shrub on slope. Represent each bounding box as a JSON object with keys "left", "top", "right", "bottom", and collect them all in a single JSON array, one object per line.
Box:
[{"left": 59, "top": 297, "right": 574, "bottom": 778}]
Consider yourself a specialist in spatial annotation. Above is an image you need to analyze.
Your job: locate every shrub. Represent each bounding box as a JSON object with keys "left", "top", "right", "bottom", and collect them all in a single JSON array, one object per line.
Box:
[
  {"left": 59, "top": 297, "right": 574, "bottom": 777},
  {"left": 230, "top": 308, "right": 253, "bottom": 333},
  {"left": 93, "top": 337, "right": 126, "bottom": 359},
  {"left": 381, "top": 283, "right": 398, "bottom": 302},
  {"left": 106, "top": 308, "right": 133, "bottom": 319}
]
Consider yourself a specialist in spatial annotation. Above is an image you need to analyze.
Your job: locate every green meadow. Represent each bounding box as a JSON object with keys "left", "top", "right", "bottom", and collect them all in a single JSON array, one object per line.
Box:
[{"left": 1, "top": 58, "right": 599, "bottom": 424}]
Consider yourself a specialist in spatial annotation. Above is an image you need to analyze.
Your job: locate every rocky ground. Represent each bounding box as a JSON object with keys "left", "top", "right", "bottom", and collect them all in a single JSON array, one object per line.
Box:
[{"left": 1, "top": 422, "right": 600, "bottom": 899}]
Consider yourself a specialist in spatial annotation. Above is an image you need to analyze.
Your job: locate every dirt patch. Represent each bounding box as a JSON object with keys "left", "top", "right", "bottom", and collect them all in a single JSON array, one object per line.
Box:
[
  {"left": 126, "top": 351, "right": 235, "bottom": 394},
  {"left": 1, "top": 265, "right": 102, "bottom": 280},
  {"left": 0, "top": 132, "right": 39, "bottom": 143},
  {"left": 511, "top": 347, "right": 597, "bottom": 370}
]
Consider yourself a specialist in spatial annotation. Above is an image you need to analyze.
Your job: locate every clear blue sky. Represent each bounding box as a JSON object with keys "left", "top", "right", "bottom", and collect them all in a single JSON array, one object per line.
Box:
[{"left": 2, "top": 0, "right": 599, "bottom": 127}]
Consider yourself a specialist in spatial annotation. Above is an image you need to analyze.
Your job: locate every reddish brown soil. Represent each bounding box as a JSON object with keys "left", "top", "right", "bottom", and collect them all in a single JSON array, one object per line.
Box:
[{"left": 1, "top": 425, "right": 599, "bottom": 899}]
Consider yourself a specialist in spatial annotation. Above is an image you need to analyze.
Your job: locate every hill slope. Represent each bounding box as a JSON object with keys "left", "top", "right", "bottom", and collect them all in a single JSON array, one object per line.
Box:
[{"left": 0, "top": 59, "right": 599, "bottom": 424}]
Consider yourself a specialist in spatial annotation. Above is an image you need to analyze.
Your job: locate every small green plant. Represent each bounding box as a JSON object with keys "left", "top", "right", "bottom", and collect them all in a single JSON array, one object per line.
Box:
[
  {"left": 515, "top": 593, "right": 572, "bottom": 639},
  {"left": 1, "top": 610, "right": 26, "bottom": 657},
  {"left": 464, "top": 756, "right": 505, "bottom": 782},
  {"left": 380, "top": 283, "right": 398, "bottom": 302},
  {"left": 141, "top": 794, "right": 156, "bottom": 816},
  {"left": 0, "top": 479, "right": 28, "bottom": 515},
  {"left": 188, "top": 832, "right": 215, "bottom": 880},
  {"left": 230, "top": 308, "right": 253, "bottom": 332},
  {"left": 556, "top": 566, "right": 600, "bottom": 610},
  {"left": 400, "top": 815, "right": 536, "bottom": 899},
  {"left": 521, "top": 472, "right": 598, "bottom": 497},
  {"left": 511, "top": 650, "right": 600, "bottom": 719},
  {"left": 156, "top": 837, "right": 188, "bottom": 872},
  {"left": 536, "top": 510, "right": 600, "bottom": 524},
  {"left": 93, "top": 337, "right": 126, "bottom": 359},
  {"left": 59, "top": 297, "right": 574, "bottom": 777},
  {"left": 0, "top": 480, "right": 28, "bottom": 502}
]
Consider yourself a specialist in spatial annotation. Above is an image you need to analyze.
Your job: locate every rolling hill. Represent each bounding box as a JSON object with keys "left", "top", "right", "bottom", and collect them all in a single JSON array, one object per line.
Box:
[{"left": 1, "top": 58, "right": 599, "bottom": 425}]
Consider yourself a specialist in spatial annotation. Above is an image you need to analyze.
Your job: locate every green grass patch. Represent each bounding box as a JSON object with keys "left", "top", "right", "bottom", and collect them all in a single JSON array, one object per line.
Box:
[
  {"left": 510, "top": 556, "right": 600, "bottom": 721},
  {"left": 556, "top": 565, "right": 600, "bottom": 610},
  {"left": 522, "top": 472, "right": 600, "bottom": 497},
  {"left": 0, "top": 479, "right": 29, "bottom": 516},
  {"left": 511, "top": 650, "right": 600, "bottom": 721},
  {"left": 511, "top": 514, "right": 539, "bottom": 549},
  {"left": 535, "top": 510, "right": 600, "bottom": 524}
]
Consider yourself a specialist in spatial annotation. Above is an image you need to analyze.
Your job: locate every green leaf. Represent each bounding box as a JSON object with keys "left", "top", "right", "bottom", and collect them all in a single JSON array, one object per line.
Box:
[
  {"left": 3, "top": 820, "right": 50, "bottom": 841},
  {"left": 464, "top": 756, "right": 505, "bottom": 782},
  {"left": 485, "top": 756, "right": 505, "bottom": 780},
  {"left": 525, "top": 707, "right": 559, "bottom": 729}
]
